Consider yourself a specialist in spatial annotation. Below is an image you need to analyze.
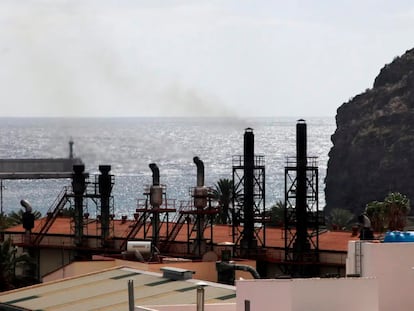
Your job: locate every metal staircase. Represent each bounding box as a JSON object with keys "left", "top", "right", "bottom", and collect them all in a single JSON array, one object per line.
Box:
[
  {"left": 120, "top": 212, "right": 151, "bottom": 250},
  {"left": 32, "top": 187, "right": 70, "bottom": 245}
]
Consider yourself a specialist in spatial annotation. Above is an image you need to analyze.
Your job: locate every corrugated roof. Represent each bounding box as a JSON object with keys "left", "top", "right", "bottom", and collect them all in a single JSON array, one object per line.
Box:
[{"left": 0, "top": 267, "right": 236, "bottom": 311}]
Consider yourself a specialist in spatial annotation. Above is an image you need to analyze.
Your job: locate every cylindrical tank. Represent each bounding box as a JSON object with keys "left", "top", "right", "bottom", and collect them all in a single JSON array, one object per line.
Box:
[
  {"left": 126, "top": 241, "right": 152, "bottom": 255},
  {"left": 194, "top": 187, "right": 208, "bottom": 209},
  {"left": 150, "top": 185, "right": 163, "bottom": 206}
]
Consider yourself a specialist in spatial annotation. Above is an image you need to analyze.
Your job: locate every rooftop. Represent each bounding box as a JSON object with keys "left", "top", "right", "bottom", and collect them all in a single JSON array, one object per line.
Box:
[
  {"left": 4, "top": 218, "right": 360, "bottom": 252},
  {"left": 0, "top": 267, "right": 236, "bottom": 311},
  {"left": 5, "top": 217, "right": 359, "bottom": 252}
]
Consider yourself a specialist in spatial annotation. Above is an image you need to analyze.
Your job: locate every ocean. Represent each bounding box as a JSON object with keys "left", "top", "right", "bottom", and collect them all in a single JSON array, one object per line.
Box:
[{"left": 0, "top": 117, "right": 335, "bottom": 217}]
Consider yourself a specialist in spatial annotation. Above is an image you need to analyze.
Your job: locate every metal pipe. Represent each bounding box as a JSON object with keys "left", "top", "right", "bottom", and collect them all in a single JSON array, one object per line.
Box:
[
  {"left": 193, "top": 157, "right": 205, "bottom": 187},
  {"left": 219, "top": 261, "right": 261, "bottom": 279},
  {"left": 1, "top": 180, "right": 3, "bottom": 215},
  {"left": 233, "top": 263, "right": 260, "bottom": 279},
  {"left": 20, "top": 199, "right": 32, "bottom": 213},
  {"left": 128, "top": 280, "right": 134, "bottom": 311},
  {"left": 149, "top": 163, "right": 160, "bottom": 186},
  {"left": 196, "top": 286, "right": 205, "bottom": 311}
]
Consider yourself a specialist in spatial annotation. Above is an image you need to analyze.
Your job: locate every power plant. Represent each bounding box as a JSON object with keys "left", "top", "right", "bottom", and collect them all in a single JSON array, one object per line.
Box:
[{"left": 1, "top": 120, "right": 325, "bottom": 281}]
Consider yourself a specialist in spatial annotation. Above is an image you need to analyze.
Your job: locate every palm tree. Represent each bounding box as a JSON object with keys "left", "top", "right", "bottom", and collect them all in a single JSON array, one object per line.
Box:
[
  {"left": 328, "top": 208, "right": 355, "bottom": 230},
  {"left": 365, "top": 192, "right": 410, "bottom": 232},
  {"left": 7, "top": 209, "right": 42, "bottom": 227},
  {"left": 0, "top": 238, "right": 33, "bottom": 291},
  {"left": 365, "top": 201, "right": 386, "bottom": 232},
  {"left": 268, "top": 200, "right": 285, "bottom": 227},
  {"left": 0, "top": 213, "right": 13, "bottom": 231},
  {"left": 212, "top": 178, "right": 233, "bottom": 224},
  {"left": 384, "top": 192, "right": 410, "bottom": 231}
]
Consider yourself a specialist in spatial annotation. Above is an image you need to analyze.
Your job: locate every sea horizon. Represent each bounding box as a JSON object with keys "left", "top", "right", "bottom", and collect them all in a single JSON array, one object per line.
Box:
[{"left": 0, "top": 116, "right": 336, "bottom": 217}]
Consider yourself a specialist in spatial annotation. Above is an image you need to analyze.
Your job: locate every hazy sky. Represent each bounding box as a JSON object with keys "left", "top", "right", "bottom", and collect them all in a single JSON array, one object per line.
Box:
[{"left": 1, "top": 0, "right": 414, "bottom": 118}]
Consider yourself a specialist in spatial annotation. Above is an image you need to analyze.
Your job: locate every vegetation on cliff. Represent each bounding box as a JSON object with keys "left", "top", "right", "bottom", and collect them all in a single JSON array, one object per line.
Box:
[{"left": 325, "top": 48, "right": 414, "bottom": 216}]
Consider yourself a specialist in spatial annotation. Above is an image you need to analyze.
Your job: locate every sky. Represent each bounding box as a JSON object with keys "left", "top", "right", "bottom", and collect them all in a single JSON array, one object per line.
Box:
[{"left": 1, "top": 0, "right": 414, "bottom": 118}]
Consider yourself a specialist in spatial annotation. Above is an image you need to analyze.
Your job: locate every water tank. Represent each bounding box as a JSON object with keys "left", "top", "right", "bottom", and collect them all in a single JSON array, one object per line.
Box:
[
  {"left": 126, "top": 241, "right": 152, "bottom": 255},
  {"left": 383, "top": 231, "right": 414, "bottom": 243}
]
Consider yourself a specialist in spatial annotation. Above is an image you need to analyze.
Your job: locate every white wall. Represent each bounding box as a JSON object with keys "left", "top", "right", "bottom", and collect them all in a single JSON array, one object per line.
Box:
[
  {"left": 359, "top": 242, "right": 414, "bottom": 311},
  {"left": 135, "top": 304, "right": 236, "bottom": 311},
  {"left": 236, "top": 279, "right": 292, "bottom": 311},
  {"left": 291, "top": 278, "right": 377, "bottom": 311},
  {"left": 236, "top": 278, "right": 378, "bottom": 311}
]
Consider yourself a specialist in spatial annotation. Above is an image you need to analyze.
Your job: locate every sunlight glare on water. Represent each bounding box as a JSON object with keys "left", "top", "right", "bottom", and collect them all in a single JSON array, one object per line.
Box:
[{"left": 0, "top": 117, "right": 335, "bottom": 217}]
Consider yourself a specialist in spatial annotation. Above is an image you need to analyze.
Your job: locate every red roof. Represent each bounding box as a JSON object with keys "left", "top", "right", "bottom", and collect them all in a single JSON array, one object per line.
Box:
[{"left": 4, "top": 217, "right": 359, "bottom": 252}]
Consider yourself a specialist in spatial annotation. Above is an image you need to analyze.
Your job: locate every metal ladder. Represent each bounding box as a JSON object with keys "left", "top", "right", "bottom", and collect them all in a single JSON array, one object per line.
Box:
[{"left": 355, "top": 241, "right": 363, "bottom": 276}]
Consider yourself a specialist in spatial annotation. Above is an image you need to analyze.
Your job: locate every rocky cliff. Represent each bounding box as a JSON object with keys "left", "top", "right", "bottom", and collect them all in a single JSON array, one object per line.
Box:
[{"left": 325, "top": 48, "right": 414, "bottom": 216}]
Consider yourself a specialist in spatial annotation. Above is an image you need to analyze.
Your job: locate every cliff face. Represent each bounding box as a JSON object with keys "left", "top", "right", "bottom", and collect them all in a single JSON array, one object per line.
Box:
[{"left": 325, "top": 48, "right": 414, "bottom": 216}]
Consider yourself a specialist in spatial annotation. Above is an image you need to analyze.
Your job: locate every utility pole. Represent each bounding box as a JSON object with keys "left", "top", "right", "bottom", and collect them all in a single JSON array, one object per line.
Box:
[{"left": 1, "top": 179, "right": 3, "bottom": 215}]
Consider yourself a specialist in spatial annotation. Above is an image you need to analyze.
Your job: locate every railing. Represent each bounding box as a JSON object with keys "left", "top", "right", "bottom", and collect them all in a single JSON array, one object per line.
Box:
[
  {"left": 285, "top": 156, "right": 318, "bottom": 167},
  {"left": 232, "top": 155, "right": 265, "bottom": 167},
  {"left": 120, "top": 212, "right": 150, "bottom": 250}
]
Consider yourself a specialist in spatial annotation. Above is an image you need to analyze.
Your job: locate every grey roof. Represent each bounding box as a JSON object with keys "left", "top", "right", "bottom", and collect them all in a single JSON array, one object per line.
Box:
[{"left": 0, "top": 267, "right": 236, "bottom": 311}]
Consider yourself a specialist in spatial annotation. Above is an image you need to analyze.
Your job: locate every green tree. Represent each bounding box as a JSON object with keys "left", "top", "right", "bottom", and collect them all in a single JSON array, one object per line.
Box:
[
  {"left": 7, "top": 209, "right": 42, "bottom": 227},
  {"left": 384, "top": 192, "right": 410, "bottom": 231},
  {"left": 268, "top": 200, "right": 285, "bottom": 227},
  {"left": 328, "top": 208, "right": 355, "bottom": 230},
  {"left": 365, "top": 201, "right": 386, "bottom": 232},
  {"left": 212, "top": 178, "right": 233, "bottom": 224},
  {"left": 365, "top": 192, "right": 410, "bottom": 232},
  {"left": 0, "top": 213, "right": 13, "bottom": 231},
  {"left": 0, "top": 238, "right": 34, "bottom": 291}
]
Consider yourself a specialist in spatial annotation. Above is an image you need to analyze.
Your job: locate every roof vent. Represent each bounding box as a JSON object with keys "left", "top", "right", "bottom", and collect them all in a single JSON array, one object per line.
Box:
[{"left": 161, "top": 267, "right": 195, "bottom": 280}]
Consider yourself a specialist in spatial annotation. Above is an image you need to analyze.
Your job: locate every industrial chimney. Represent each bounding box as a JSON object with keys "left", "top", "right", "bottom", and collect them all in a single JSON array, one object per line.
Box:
[
  {"left": 241, "top": 128, "right": 257, "bottom": 252},
  {"left": 149, "top": 163, "right": 163, "bottom": 247},
  {"left": 193, "top": 157, "right": 208, "bottom": 256}
]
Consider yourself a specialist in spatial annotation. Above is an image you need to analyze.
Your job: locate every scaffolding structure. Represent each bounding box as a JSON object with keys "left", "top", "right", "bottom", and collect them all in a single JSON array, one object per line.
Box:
[
  {"left": 283, "top": 120, "right": 322, "bottom": 277},
  {"left": 120, "top": 185, "right": 177, "bottom": 251},
  {"left": 32, "top": 165, "right": 115, "bottom": 250},
  {"left": 231, "top": 128, "right": 266, "bottom": 258}
]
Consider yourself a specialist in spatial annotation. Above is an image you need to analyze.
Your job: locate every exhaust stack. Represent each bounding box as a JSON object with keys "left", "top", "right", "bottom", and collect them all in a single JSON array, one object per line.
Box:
[
  {"left": 193, "top": 157, "right": 208, "bottom": 256},
  {"left": 149, "top": 163, "right": 160, "bottom": 186},
  {"left": 149, "top": 163, "right": 162, "bottom": 248},
  {"left": 193, "top": 157, "right": 208, "bottom": 209},
  {"left": 99, "top": 165, "right": 113, "bottom": 246},
  {"left": 193, "top": 156, "right": 205, "bottom": 187},
  {"left": 72, "top": 164, "right": 86, "bottom": 246},
  {"left": 241, "top": 128, "right": 257, "bottom": 252}
]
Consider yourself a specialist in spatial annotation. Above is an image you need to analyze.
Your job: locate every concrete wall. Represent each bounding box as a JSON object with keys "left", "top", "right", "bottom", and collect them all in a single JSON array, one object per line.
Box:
[
  {"left": 236, "top": 278, "right": 378, "bottom": 311},
  {"left": 358, "top": 242, "right": 414, "bottom": 311},
  {"left": 38, "top": 248, "right": 73, "bottom": 279}
]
